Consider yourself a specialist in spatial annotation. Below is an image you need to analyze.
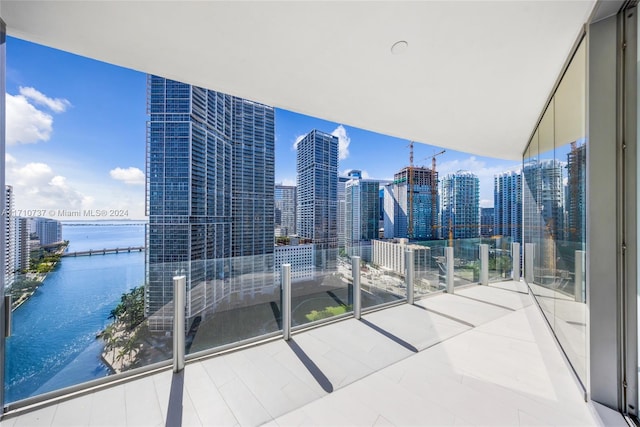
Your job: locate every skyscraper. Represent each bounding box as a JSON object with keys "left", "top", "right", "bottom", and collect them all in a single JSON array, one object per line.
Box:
[
  {"left": 14, "top": 217, "right": 30, "bottom": 274},
  {"left": 274, "top": 185, "right": 297, "bottom": 237},
  {"left": 494, "top": 170, "right": 522, "bottom": 243},
  {"left": 523, "top": 159, "right": 565, "bottom": 241},
  {"left": 345, "top": 170, "right": 379, "bottom": 261},
  {"left": 441, "top": 171, "right": 480, "bottom": 239},
  {"left": 31, "top": 218, "right": 62, "bottom": 246},
  {"left": 385, "top": 167, "right": 439, "bottom": 240},
  {"left": 480, "top": 207, "right": 495, "bottom": 238},
  {"left": 337, "top": 175, "right": 350, "bottom": 250},
  {"left": 296, "top": 130, "right": 338, "bottom": 270},
  {"left": 146, "top": 75, "right": 275, "bottom": 330},
  {"left": 4, "top": 186, "right": 14, "bottom": 287},
  {"left": 567, "top": 142, "right": 586, "bottom": 243}
]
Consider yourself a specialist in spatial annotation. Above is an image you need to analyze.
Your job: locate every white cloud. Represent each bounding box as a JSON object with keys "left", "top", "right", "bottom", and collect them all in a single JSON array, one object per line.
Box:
[
  {"left": 19, "top": 86, "right": 71, "bottom": 113},
  {"left": 280, "top": 178, "right": 296, "bottom": 186},
  {"left": 7, "top": 160, "right": 88, "bottom": 211},
  {"left": 6, "top": 155, "right": 146, "bottom": 219},
  {"left": 331, "top": 125, "right": 350, "bottom": 161},
  {"left": 6, "top": 93, "right": 53, "bottom": 145},
  {"left": 110, "top": 167, "right": 145, "bottom": 185},
  {"left": 5, "top": 87, "right": 71, "bottom": 145},
  {"left": 480, "top": 199, "right": 493, "bottom": 208}
]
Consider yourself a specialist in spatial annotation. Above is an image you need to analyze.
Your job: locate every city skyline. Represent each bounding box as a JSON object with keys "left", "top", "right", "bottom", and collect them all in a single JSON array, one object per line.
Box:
[{"left": 5, "top": 36, "right": 522, "bottom": 221}]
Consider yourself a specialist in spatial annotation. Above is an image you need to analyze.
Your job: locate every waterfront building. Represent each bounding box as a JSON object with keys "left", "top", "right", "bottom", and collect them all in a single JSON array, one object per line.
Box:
[
  {"left": 493, "top": 170, "right": 522, "bottom": 243},
  {"left": 13, "top": 217, "right": 30, "bottom": 273},
  {"left": 385, "top": 166, "right": 439, "bottom": 240},
  {"left": 274, "top": 243, "right": 314, "bottom": 282},
  {"left": 4, "top": 186, "right": 14, "bottom": 287},
  {"left": 441, "top": 171, "right": 480, "bottom": 239},
  {"left": 296, "top": 129, "right": 338, "bottom": 270},
  {"left": 480, "top": 207, "right": 495, "bottom": 238},
  {"left": 345, "top": 171, "right": 379, "bottom": 261},
  {"left": 31, "top": 217, "right": 62, "bottom": 246},
  {"left": 274, "top": 185, "right": 296, "bottom": 237},
  {"left": 146, "top": 75, "right": 275, "bottom": 331}
]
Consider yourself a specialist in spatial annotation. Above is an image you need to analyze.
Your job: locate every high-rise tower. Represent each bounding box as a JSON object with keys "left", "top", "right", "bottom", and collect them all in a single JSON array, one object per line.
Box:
[
  {"left": 146, "top": 75, "right": 275, "bottom": 330},
  {"left": 494, "top": 170, "right": 522, "bottom": 243},
  {"left": 296, "top": 130, "right": 338, "bottom": 270},
  {"left": 384, "top": 167, "right": 439, "bottom": 240},
  {"left": 345, "top": 171, "right": 379, "bottom": 261},
  {"left": 441, "top": 171, "right": 480, "bottom": 239}
]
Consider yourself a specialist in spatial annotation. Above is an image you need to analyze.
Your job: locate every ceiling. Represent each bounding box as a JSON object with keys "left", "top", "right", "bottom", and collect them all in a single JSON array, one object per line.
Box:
[{"left": 0, "top": 1, "right": 597, "bottom": 160}]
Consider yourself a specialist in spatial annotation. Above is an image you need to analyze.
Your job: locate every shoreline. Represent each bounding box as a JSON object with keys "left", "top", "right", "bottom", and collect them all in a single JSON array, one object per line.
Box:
[{"left": 10, "top": 243, "right": 67, "bottom": 312}]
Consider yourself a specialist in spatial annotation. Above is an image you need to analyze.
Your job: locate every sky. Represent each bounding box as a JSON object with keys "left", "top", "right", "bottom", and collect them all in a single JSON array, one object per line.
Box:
[{"left": 5, "top": 36, "right": 522, "bottom": 220}]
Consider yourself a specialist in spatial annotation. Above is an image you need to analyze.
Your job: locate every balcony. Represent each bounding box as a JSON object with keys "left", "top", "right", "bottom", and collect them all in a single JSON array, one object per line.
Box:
[{"left": 1, "top": 275, "right": 624, "bottom": 426}]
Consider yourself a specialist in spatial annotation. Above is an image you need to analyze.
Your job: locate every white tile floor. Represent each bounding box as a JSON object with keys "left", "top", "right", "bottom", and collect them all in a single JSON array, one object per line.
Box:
[{"left": 1, "top": 281, "right": 626, "bottom": 426}]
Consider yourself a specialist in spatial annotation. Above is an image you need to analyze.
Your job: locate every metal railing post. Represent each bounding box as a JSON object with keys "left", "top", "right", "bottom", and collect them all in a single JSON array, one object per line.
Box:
[
  {"left": 172, "top": 275, "right": 186, "bottom": 373},
  {"left": 525, "top": 243, "right": 535, "bottom": 283},
  {"left": 352, "top": 256, "right": 361, "bottom": 319},
  {"left": 479, "top": 244, "right": 489, "bottom": 285},
  {"left": 575, "top": 250, "right": 585, "bottom": 302},
  {"left": 511, "top": 242, "right": 520, "bottom": 281},
  {"left": 405, "top": 249, "right": 414, "bottom": 304},
  {"left": 281, "top": 264, "right": 291, "bottom": 340},
  {"left": 445, "top": 246, "right": 454, "bottom": 293}
]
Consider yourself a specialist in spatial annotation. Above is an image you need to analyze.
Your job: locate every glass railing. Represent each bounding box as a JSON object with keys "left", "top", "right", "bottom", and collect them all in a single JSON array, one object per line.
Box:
[{"left": 4, "top": 235, "right": 521, "bottom": 408}]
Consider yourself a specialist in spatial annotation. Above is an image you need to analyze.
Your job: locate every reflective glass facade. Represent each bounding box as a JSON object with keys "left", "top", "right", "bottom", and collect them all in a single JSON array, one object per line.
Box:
[
  {"left": 146, "top": 75, "right": 274, "bottom": 331},
  {"left": 493, "top": 171, "right": 522, "bottom": 243},
  {"left": 523, "top": 39, "right": 587, "bottom": 385},
  {"left": 441, "top": 171, "right": 480, "bottom": 239},
  {"left": 296, "top": 130, "right": 338, "bottom": 270}
]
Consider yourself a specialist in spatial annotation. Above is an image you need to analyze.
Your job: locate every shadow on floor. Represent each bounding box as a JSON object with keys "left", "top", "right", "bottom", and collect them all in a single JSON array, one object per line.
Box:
[
  {"left": 287, "top": 339, "right": 333, "bottom": 393},
  {"left": 359, "top": 318, "right": 418, "bottom": 353},
  {"left": 165, "top": 370, "right": 184, "bottom": 427}
]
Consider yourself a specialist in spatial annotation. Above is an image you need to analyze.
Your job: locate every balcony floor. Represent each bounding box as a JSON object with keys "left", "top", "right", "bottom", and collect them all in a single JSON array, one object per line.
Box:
[{"left": 1, "top": 281, "right": 626, "bottom": 426}]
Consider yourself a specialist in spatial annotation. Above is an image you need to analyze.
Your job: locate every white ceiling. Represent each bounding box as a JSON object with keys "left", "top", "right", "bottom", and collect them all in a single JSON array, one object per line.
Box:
[{"left": 0, "top": 1, "right": 596, "bottom": 160}]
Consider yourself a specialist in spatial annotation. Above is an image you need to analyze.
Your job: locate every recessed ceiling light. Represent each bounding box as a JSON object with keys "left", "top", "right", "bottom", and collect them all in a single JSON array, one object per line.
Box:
[{"left": 391, "top": 41, "right": 408, "bottom": 55}]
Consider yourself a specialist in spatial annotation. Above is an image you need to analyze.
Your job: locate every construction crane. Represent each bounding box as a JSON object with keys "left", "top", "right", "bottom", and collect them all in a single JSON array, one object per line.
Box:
[
  {"left": 430, "top": 150, "right": 445, "bottom": 237},
  {"left": 407, "top": 142, "right": 414, "bottom": 238}
]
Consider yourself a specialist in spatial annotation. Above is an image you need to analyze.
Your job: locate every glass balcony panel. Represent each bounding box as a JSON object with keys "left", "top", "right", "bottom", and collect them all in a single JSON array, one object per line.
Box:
[
  {"left": 487, "top": 236, "right": 513, "bottom": 283},
  {"left": 5, "top": 222, "right": 170, "bottom": 405},
  {"left": 552, "top": 39, "right": 587, "bottom": 385}
]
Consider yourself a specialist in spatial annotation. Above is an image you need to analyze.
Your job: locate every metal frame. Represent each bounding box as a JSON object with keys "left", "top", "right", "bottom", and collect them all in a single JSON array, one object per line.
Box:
[{"left": 0, "top": 17, "right": 6, "bottom": 413}]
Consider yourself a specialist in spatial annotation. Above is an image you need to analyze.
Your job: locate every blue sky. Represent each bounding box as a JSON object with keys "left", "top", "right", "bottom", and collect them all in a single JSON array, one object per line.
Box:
[{"left": 6, "top": 36, "right": 522, "bottom": 220}]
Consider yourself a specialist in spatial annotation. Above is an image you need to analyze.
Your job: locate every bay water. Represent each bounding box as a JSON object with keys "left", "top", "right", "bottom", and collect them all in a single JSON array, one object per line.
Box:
[{"left": 5, "top": 221, "right": 145, "bottom": 403}]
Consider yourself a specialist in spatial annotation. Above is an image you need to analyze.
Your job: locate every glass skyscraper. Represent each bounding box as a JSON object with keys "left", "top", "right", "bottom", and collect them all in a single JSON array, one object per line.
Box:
[
  {"left": 441, "top": 171, "right": 480, "bottom": 239},
  {"left": 274, "top": 185, "right": 296, "bottom": 237},
  {"left": 146, "top": 75, "right": 275, "bottom": 331},
  {"left": 494, "top": 170, "right": 522, "bottom": 243},
  {"left": 385, "top": 166, "right": 439, "bottom": 240},
  {"left": 296, "top": 130, "right": 338, "bottom": 270},
  {"left": 345, "top": 171, "right": 379, "bottom": 261}
]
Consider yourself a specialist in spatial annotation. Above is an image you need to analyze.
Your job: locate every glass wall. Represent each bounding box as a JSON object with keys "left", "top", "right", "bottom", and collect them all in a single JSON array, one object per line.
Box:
[{"left": 523, "top": 39, "right": 587, "bottom": 386}]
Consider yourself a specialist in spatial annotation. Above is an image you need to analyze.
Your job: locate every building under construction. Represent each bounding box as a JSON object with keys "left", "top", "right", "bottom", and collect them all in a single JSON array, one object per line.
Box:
[{"left": 383, "top": 166, "right": 439, "bottom": 240}]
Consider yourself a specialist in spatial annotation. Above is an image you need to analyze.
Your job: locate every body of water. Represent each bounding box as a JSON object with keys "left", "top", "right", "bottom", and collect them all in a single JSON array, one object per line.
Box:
[{"left": 5, "top": 221, "right": 145, "bottom": 403}]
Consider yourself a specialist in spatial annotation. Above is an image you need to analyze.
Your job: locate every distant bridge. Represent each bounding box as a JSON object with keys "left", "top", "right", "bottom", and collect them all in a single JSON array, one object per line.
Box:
[{"left": 62, "top": 246, "right": 146, "bottom": 257}]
